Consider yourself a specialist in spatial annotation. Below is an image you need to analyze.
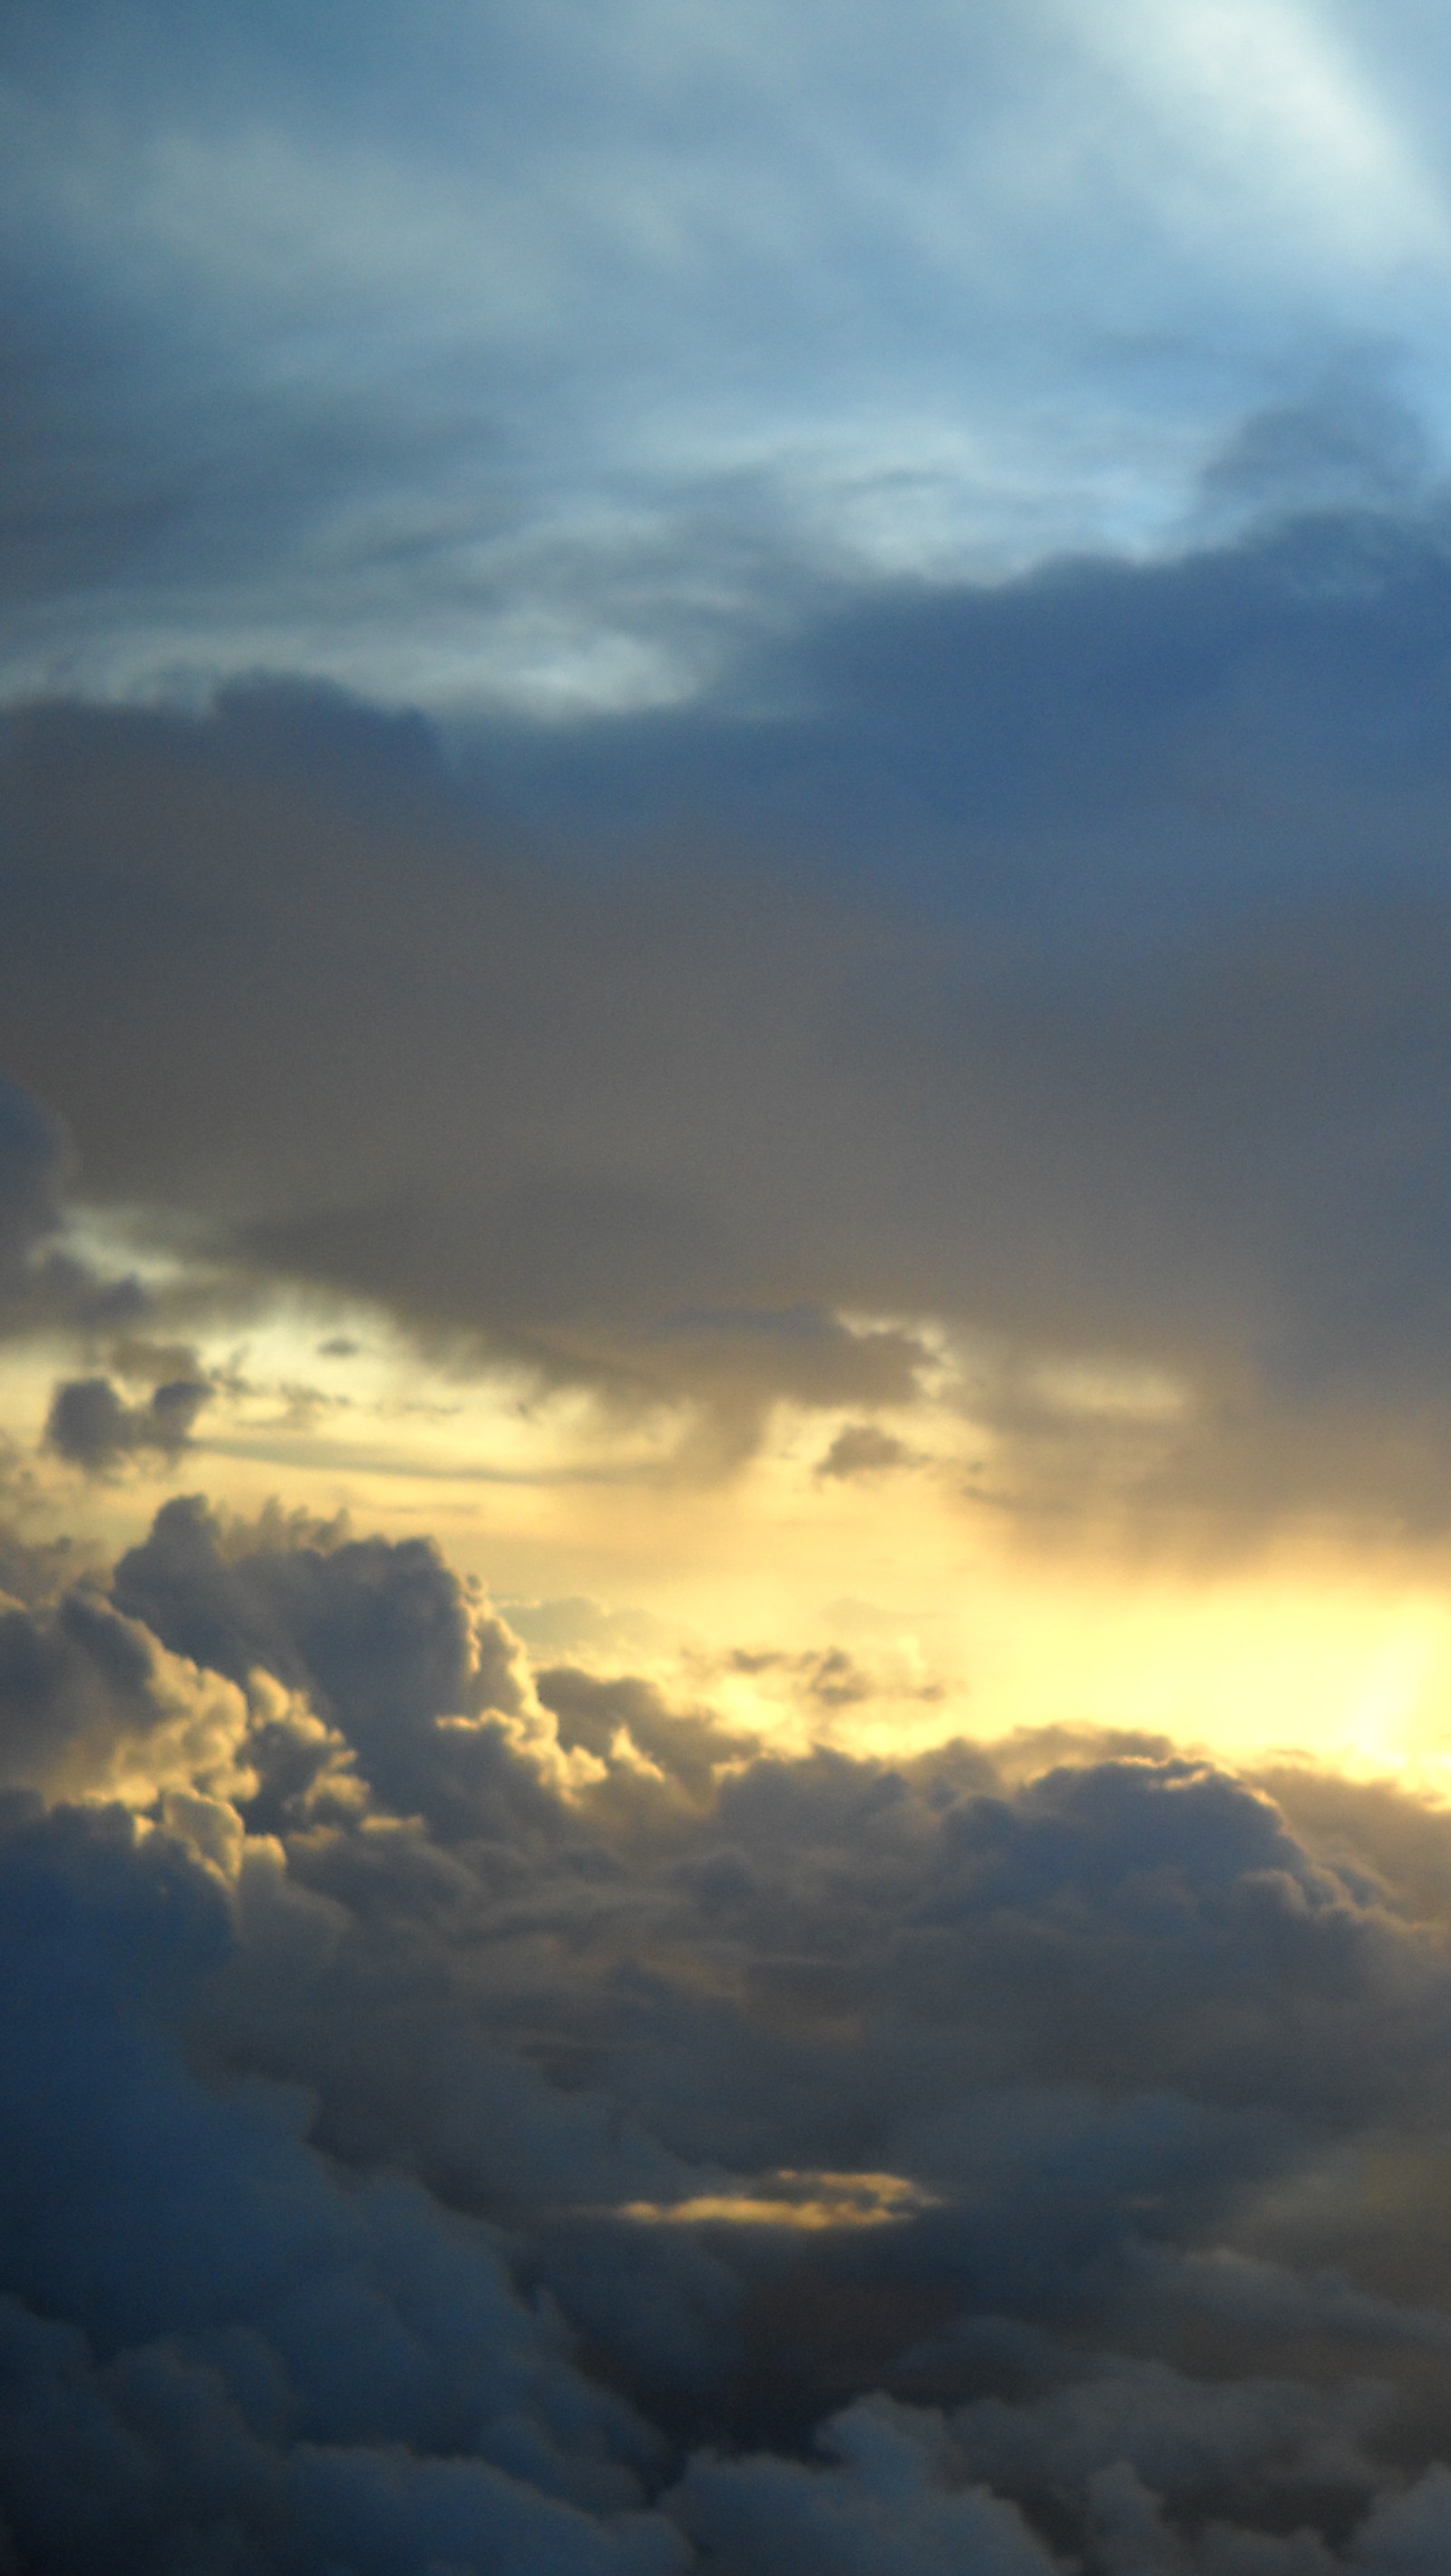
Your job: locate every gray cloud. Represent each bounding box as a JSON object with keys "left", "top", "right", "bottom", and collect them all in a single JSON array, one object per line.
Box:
[
  {"left": 17, "top": 10, "right": 1451, "bottom": 2564},
  {"left": 1198, "top": 379, "right": 1432, "bottom": 530},
  {"left": 44, "top": 1372, "right": 211, "bottom": 1473},
  {"left": 0, "top": 1069, "right": 147, "bottom": 1356},
  {"left": 815, "top": 1424, "right": 919, "bottom": 1482},
  {"left": 0, "top": 1069, "right": 63, "bottom": 1272},
  {"left": 0, "top": 1493, "right": 1449, "bottom": 2563},
  {"left": 16, "top": 534, "right": 1451, "bottom": 1533}
]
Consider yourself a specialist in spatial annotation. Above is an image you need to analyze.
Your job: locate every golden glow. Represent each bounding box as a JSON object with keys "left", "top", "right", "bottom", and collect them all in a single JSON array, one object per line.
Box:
[
  {"left": 8, "top": 1287, "right": 1451, "bottom": 1796},
  {"left": 617, "top": 2173, "right": 940, "bottom": 2230}
]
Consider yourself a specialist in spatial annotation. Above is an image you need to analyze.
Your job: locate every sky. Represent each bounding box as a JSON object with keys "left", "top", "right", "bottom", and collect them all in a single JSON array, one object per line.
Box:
[{"left": 13, "top": 2, "right": 1451, "bottom": 2570}]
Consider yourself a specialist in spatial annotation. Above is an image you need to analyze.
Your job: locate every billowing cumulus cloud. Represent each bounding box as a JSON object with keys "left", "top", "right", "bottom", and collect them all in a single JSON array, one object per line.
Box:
[{"left": 0, "top": 1491, "right": 1447, "bottom": 2565}]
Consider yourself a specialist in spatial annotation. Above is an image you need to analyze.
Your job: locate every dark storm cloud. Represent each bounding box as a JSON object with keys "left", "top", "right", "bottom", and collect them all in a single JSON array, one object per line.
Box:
[
  {"left": 462, "top": 499, "right": 1451, "bottom": 944},
  {"left": 14, "top": 513, "right": 1451, "bottom": 1522},
  {"left": 44, "top": 1373, "right": 211, "bottom": 1473},
  {"left": 5, "top": 1493, "right": 1451, "bottom": 2565}
]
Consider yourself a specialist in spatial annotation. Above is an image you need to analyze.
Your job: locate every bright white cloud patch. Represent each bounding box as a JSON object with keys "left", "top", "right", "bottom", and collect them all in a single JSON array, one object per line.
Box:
[{"left": 1076, "top": 0, "right": 1449, "bottom": 267}]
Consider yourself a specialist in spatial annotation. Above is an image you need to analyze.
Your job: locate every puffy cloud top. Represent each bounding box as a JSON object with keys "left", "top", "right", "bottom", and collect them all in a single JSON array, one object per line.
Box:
[{"left": 0, "top": 1493, "right": 1448, "bottom": 2566}]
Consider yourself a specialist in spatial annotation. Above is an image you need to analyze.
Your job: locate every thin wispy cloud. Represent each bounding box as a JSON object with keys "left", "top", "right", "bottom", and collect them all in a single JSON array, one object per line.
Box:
[{"left": 7, "top": 0, "right": 1451, "bottom": 705}]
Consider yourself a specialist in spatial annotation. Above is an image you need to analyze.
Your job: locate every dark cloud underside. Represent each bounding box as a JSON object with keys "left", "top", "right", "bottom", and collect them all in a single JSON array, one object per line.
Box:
[{"left": 9, "top": 513, "right": 1451, "bottom": 1524}]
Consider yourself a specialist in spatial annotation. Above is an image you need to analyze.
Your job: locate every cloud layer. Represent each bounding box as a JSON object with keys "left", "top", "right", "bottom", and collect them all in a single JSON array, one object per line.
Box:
[
  {"left": 3, "top": 1493, "right": 1451, "bottom": 2567},
  {"left": 11, "top": 503, "right": 1451, "bottom": 1539},
  {"left": 6, "top": 0, "right": 1451, "bottom": 707}
]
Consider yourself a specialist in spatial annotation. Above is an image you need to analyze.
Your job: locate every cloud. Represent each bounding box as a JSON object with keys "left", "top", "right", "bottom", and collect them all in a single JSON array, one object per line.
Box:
[
  {"left": 110, "top": 1492, "right": 574, "bottom": 1833},
  {"left": 619, "top": 2173, "right": 939, "bottom": 2231},
  {"left": 502, "top": 1595, "right": 676, "bottom": 1660},
  {"left": 0, "top": 1810, "right": 683, "bottom": 2574},
  {"left": 0, "top": 1580, "right": 257, "bottom": 1811},
  {"left": 0, "top": 1069, "right": 145, "bottom": 1347},
  {"left": 0, "top": 1070, "right": 63, "bottom": 1272},
  {"left": 3, "top": 1490, "right": 1451, "bottom": 2561},
  {"left": 44, "top": 1372, "right": 211, "bottom": 1473},
  {"left": 816, "top": 1425, "right": 919, "bottom": 1481},
  {"left": 1068, "top": 0, "right": 1447, "bottom": 270},
  {"left": 534, "top": 1662, "right": 756, "bottom": 1803},
  {"left": 18, "top": 531, "right": 1451, "bottom": 1539},
  {"left": 6, "top": 0, "right": 1451, "bottom": 712},
  {"left": 1197, "top": 377, "right": 1432, "bottom": 528},
  {"left": 667, "top": 2399, "right": 1062, "bottom": 2573},
  {"left": 18, "top": 6, "right": 1451, "bottom": 2566}
]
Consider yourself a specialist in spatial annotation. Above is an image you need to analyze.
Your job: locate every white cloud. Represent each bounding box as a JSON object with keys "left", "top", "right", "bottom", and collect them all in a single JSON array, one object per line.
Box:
[{"left": 1072, "top": 0, "right": 1450, "bottom": 271}]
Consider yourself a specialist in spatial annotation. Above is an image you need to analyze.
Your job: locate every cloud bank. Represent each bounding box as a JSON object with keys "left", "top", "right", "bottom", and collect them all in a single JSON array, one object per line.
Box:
[
  {"left": 2, "top": 1493, "right": 1451, "bottom": 2567},
  {"left": 12, "top": 501, "right": 1451, "bottom": 1537}
]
